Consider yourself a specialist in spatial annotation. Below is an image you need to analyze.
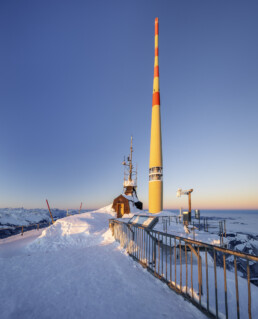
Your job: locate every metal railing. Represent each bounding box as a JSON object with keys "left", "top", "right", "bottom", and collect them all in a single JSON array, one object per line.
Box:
[
  {"left": 159, "top": 216, "right": 227, "bottom": 247},
  {"left": 0, "top": 222, "right": 51, "bottom": 239},
  {"left": 109, "top": 219, "right": 258, "bottom": 319}
]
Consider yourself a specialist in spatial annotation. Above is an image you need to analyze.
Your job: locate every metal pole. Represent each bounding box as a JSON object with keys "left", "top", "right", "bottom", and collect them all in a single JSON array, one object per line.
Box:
[
  {"left": 141, "top": 228, "right": 143, "bottom": 262},
  {"left": 166, "top": 235, "right": 168, "bottom": 281},
  {"left": 180, "top": 240, "right": 182, "bottom": 292},
  {"left": 222, "top": 222, "right": 224, "bottom": 245},
  {"left": 148, "top": 231, "right": 151, "bottom": 266},
  {"left": 144, "top": 230, "right": 146, "bottom": 264},
  {"left": 140, "top": 228, "right": 142, "bottom": 261},
  {"left": 174, "top": 238, "right": 177, "bottom": 287},
  {"left": 205, "top": 248, "right": 209, "bottom": 312},
  {"left": 185, "top": 244, "right": 188, "bottom": 295},
  {"left": 158, "top": 233, "right": 160, "bottom": 276},
  {"left": 198, "top": 246, "right": 201, "bottom": 305},
  {"left": 162, "top": 234, "right": 164, "bottom": 277},
  {"left": 234, "top": 256, "right": 240, "bottom": 319},
  {"left": 170, "top": 237, "right": 172, "bottom": 283},
  {"left": 154, "top": 231, "right": 156, "bottom": 270},
  {"left": 214, "top": 250, "right": 218, "bottom": 318},
  {"left": 191, "top": 248, "right": 193, "bottom": 298},
  {"left": 136, "top": 228, "right": 138, "bottom": 259},
  {"left": 223, "top": 254, "right": 228, "bottom": 319},
  {"left": 219, "top": 222, "right": 221, "bottom": 246},
  {"left": 247, "top": 260, "right": 252, "bottom": 319}
]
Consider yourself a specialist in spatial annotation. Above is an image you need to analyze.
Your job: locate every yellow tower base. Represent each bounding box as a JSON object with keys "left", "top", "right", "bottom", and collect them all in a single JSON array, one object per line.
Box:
[{"left": 149, "top": 180, "right": 163, "bottom": 213}]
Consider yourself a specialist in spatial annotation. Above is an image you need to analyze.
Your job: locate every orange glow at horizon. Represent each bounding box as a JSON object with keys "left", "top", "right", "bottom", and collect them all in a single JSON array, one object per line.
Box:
[{"left": 163, "top": 194, "right": 258, "bottom": 210}]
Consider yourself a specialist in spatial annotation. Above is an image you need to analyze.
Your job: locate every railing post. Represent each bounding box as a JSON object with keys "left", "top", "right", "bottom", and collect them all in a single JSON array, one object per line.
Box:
[
  {"left": 174, "top": 238, "right": 177, "bottom": 288},
  {"left": 185, "top": 243, "right": 188, "bottom": 295},
  {"left": 223, "top": 254, "right": 228, "bottom": 319},
  {"left": 205, "top": 248, "right": 209, "bottom": 313},
  {"left": 148, "top": 231, "right": 150, "bottom": 266},
  {"left": 222, "top": 221, "right": 224, "bottom": 245},
  {"left": 180, "top": 240, "right": 182, "bottom": 292},
  {"left": 191, "top": 248, "right": 193, "bottom": 298},
  {"left": 234, "top": 256, "right": 240, "bottom": 319},
  {"left": 154, "top": 232, "right": 157, "bottom": 275},
  {"left": 137, "top": 228, "right": 139, "bottom": 260},
  {"left": 165, "top": 234, "right": 168, "bottom": 281},
  {"left": 170, "top": 237, "right": 172, "bottom": 283},
  {"left": 140, "top": 228, "right": 142, "bottom": 262},
  {"left": 144, "top": 229, "right": 147, "bottom": 264},
  {"left": 214, "top": 250, "right": 218, "bottom": 318},
  {"left": 158, "top": 233, "right": 160, "bottom": 276},
  {"left": 142, "top": 228, "right": 144, "bottom": 262},
  {"left": 162, "top": 234, "right": 164, "bottom": 277},
  {"left": 247, "top": 260, "right": 252, "bottom": 319},
  {"left": 219, "top": 222, "right": 222, "bottom": 246},
  {"left": 198, "top": 246, "right": 202, "bottom": 305}
]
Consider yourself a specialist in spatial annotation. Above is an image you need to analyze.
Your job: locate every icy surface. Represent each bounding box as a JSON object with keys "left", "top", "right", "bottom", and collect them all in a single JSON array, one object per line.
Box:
[{"left": 0, "top": 205, "right": 206, "bottom": 319}]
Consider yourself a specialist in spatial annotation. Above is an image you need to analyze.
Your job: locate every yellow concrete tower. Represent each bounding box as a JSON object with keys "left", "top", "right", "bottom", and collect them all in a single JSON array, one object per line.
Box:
[{"left": 149, "top": 17, "right": 163, "bottom": 214}]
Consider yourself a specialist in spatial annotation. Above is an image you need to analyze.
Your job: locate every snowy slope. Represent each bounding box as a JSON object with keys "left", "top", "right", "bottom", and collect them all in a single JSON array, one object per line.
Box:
[
  {"left": 0, "top": 208, "right": 52, "bottom": 226},
  {"left": 0, "top": 205, "right": 206, "bottom": 319},
  {"left": 0, "top": 207, "right": 82, "bottom": 227}
]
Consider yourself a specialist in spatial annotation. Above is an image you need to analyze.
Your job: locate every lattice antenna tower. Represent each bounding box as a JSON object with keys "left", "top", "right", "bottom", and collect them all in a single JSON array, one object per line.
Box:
[{"left": 122, "top": 136, "right": 137, "bottom": 193}]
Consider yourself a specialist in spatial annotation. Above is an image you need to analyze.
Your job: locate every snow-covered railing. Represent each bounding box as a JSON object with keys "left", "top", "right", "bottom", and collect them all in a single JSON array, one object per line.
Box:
[
  {"left": 0, "top": 222, "right": 50, "bottom": 239},
  {"left": 109, "top": 219, "right": 258, "bottom": 319},
  {"left": 158, "top": 216, "right": 227, "bottom": 247}
]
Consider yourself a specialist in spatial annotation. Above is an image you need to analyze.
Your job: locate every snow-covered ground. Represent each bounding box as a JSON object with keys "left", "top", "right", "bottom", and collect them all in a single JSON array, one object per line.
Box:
[{"left": 0, "top": 205, "right": 206, "bottom": 319}]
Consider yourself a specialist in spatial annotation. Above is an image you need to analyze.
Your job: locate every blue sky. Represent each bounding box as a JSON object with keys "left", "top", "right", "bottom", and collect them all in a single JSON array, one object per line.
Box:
[{"left": 0, "top": 1, "right": 257, "bottom": 210}]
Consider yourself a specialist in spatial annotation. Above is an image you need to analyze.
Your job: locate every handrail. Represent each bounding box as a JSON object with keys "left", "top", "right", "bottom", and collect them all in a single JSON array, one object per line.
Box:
[
  {"left": 0, "top": 222, "right": 51, "bottom": 238},
  {"left": 112, "top": 219, "right": 258, "bottom": 262},
  {"left": 110, "top": 219, "right": 258, "bottom": 319}
]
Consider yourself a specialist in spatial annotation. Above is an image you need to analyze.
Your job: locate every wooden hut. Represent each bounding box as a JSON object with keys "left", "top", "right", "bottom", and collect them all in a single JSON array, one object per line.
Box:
[
  {"left": 112, "top": 194, "right": 142, "bottom": 218},
  {"left": 112, "top": 195, "right": 130, "bottom": 218}
]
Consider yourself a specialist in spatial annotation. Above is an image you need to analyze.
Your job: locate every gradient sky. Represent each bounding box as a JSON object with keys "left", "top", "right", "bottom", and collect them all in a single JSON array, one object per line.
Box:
[{"left": 0, "top": 0, "right": 257, "bottom": 210}]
